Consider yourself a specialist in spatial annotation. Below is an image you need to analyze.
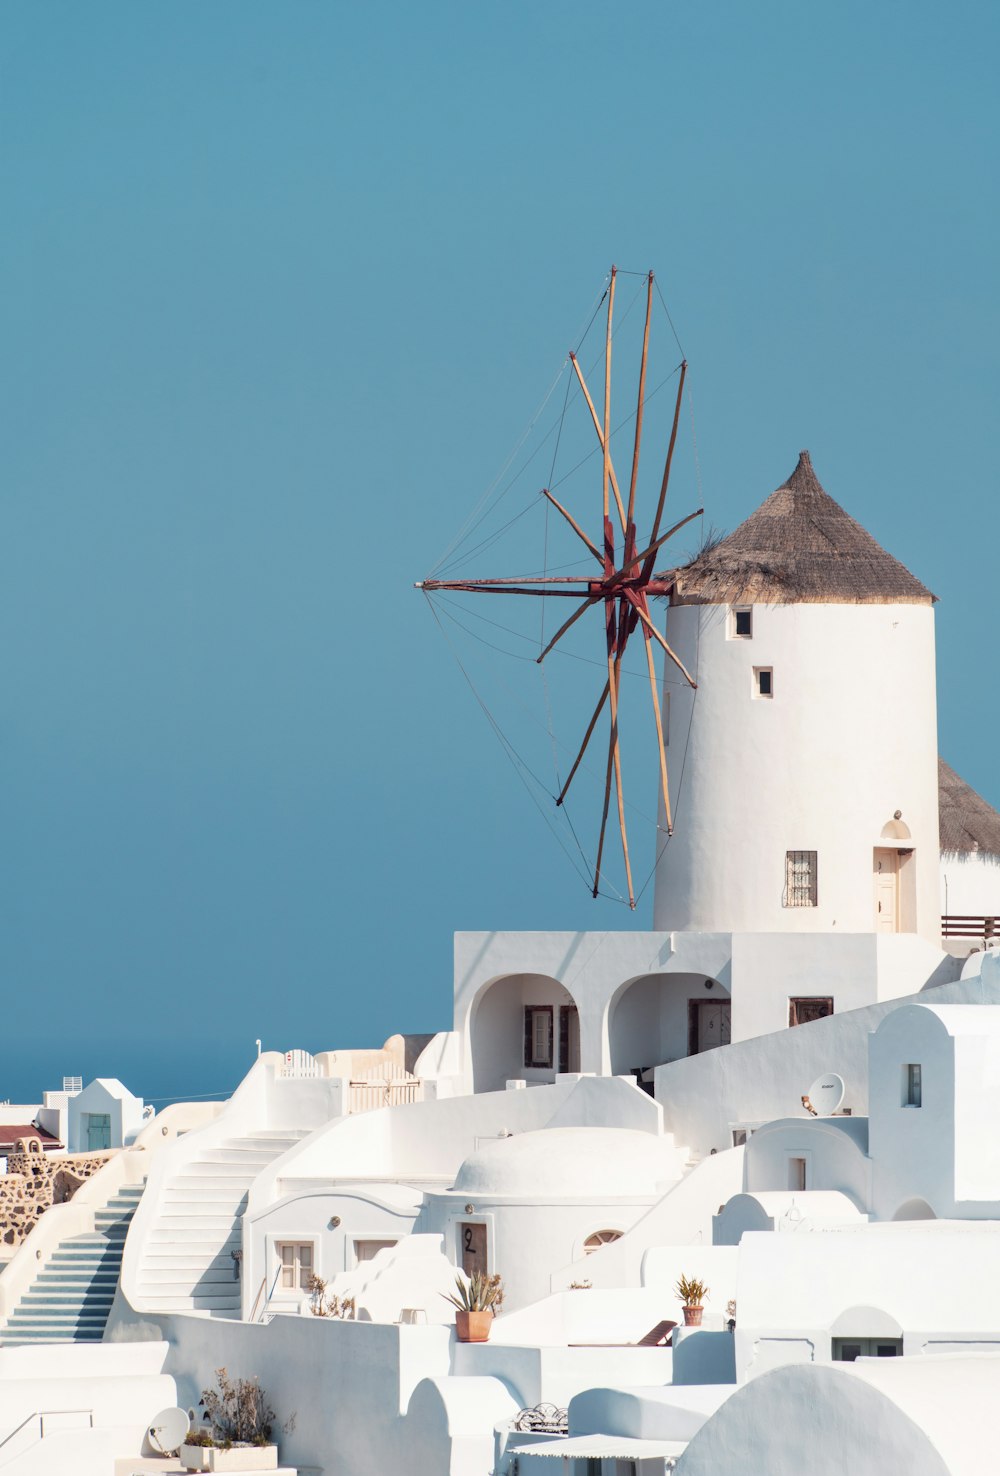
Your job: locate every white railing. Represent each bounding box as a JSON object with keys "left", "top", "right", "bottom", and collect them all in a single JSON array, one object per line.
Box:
[
  {"left": 348, "top": 1070, "right": 422, "bottom": 1114},
  {"left": 279, "top": 1050, "right": 323, "bottom": 1079}
]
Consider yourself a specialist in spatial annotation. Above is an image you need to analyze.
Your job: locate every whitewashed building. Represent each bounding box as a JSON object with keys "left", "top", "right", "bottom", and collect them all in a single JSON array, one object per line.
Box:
[{"left": 2, "top": 452, "right": 1000, "bottom": 1476}]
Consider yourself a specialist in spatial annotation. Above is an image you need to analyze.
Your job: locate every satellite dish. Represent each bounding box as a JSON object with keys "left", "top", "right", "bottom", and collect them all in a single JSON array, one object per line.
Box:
[
  {"left": 803, "top": 1073, "right": 846, "bottom": 1117},
  {"left": 148, "top": 1407, "right": 190, "bottom": 1456}
]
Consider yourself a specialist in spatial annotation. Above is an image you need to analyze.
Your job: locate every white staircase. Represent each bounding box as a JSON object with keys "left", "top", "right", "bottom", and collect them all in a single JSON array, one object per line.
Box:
[
  {"left": 0, "top": 1183, "right": 145, "bottom": 1346},
  {"left": 135, "top": 1131, "right": 305, "bottom": 1316}
]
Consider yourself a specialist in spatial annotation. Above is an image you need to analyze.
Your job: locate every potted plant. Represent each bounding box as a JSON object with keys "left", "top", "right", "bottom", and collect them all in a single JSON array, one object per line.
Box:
[
  {"left": 180, "top": 1367, "right": 285, "bottom": 1472},
  {"left": 444, "top": 1270, "right": 504, "bottom": 1343},
  {"left": 675, "top": 1274, "right": 709, "bottom": 1327}
]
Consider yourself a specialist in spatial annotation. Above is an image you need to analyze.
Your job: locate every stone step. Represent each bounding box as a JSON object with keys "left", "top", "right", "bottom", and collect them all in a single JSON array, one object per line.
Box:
[
  {"left": 147, "top": 1222, "right": 240, "bottom": 1238},
  {"left": 140, "top": 1266, "right": 236, "bottom": 1285},
  {"left": 143, "top": 1293, "right": 240, "bottom": 1311},
  {"left": 13, "top": 1314, "right": 114, "bottom": 1328},
  {"left": 0, "top": 1331, "right": 104, "bottom": 1344},
  {"left": 21, "top": 1288, "right": 116, "bottom": 1304},
  {"left": 37, "top": 1270, "right": 121, "bottom": 1284}
]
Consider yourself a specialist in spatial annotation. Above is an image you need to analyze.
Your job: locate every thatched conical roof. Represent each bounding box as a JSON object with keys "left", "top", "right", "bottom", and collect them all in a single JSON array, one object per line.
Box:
[
  {"left": 667, "top": 451, "right": 934, "bottom": 605},
  {"left": 939, "top": 759, "right": 1000, "bottom": 857}
]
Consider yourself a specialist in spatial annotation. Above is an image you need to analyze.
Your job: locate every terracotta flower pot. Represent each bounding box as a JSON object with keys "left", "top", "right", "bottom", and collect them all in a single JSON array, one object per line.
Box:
[
  {"left": 455, "top": 1309, "right": 493, "bottom": 1342},
  {"left": 682, "top": 1305, "right": 704, "bottom": 1327}
]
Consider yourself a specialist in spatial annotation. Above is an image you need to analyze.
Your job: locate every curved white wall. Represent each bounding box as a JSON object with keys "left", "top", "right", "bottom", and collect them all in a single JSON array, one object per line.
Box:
[
  {"left": 940, "top": 851, "right": 1000, "bottom": 917},
  {"left": 654, "top": 601, "right": 940, "bottom": 941}
]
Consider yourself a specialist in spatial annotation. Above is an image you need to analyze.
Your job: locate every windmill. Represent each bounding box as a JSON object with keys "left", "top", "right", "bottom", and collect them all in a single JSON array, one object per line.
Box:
[{"left": 417, "top": 268, "right": 702, "bottom": 910}]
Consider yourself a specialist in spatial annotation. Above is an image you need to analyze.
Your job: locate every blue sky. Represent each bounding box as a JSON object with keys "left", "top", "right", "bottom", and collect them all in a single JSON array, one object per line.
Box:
[{"left": 1, "top": 1, "right": 997, "bottom": 1104}]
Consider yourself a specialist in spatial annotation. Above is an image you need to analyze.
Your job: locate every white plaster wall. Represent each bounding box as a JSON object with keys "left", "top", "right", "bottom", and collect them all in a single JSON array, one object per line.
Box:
[
  {"left": 471, "top": 973, "right": 577, "bottom": 1091},
  {"left": 420, "top": 1194, "right": 661, "bottom": 1313},
  {"left": 941, "top": 851, "right": 1000, "bottom": 917},
  {"left": 453, "top": 931, "right": 955, "bottom": 1094},
  {"left": 609, "top": 973, "right": 730, "bottom": 1075},
  {"left": 490, "top": 1287, "right": 688, "bottom": 1348},
  {"left": 744, "top": 1117, "right": 870, "bottom": 1205},
  {"left": 328, "top": 1235, "right": 461, "bottom": 1325},
  {"left": 67, "top": 1080, "right": 140, "bottom": 1152},
  {"left": 569, "top": 1384, "right": 734, "bottom": 1443},
  {"left": 453, "top": 931, "right": 733, "bottom": 1085},
  {"left": 674, "top": 1362, "right": 951, "bottom": 1476},
  {"left": 243, "top": 1185, "right": 422, "bottom": 1318},
  {"left": 713, "top": 1190, "right": 866, "bottom": 1244},
  {"left": 868, "top": 1005, "right": 956, "bottom": 1219},
  {"left": 732, "top": 932, "right": 954, "bottom": 1044},
  {"left": 260, "top": 1076, "right": 663, "bottom": 1203},
  {"left": 653, "top": 971, "right": 999, "bottom": 1157},
  {"left": 0, "top": 1342, "right": 175, "bottom": 1470},
  {"left": 552, "top": 1148, "right": 745, "bottom": 1292},
  {"left": 655, "top": 601, "right": 941, "bottom": 943},
  {"left": 734, "top": 1224, "right": 1000, "bottom": 1376},
  {"left": 110, "top": 1308, "right": 507, "bottom": 1476}
]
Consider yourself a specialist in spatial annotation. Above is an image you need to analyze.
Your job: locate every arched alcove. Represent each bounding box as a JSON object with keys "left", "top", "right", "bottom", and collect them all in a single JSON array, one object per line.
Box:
[
  {"left": 608, "top": 972, "right": 729, "bottom": 1079},
  {"left": 892, "top": 1197, "right": 936, "bottom": 1221},
  {"left": 881, "top": 817, "right": 912, "bottom": 841},
  {"left": 470, "top": 974, "right": 580, "bottom": 1093}
]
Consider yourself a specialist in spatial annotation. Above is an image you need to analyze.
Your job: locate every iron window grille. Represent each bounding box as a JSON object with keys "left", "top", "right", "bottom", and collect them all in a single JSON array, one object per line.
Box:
[{"left": 785, "top": 850, "right": 818, "bottom": 907}]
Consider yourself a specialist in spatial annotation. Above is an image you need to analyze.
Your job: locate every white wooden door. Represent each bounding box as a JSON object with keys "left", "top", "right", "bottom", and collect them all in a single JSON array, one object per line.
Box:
[{"left": 874, "top": 848, "right": 899, "bottom": 933}]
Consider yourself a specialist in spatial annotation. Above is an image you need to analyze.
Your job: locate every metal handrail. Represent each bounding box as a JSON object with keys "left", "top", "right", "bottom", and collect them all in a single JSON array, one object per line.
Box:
[{"left": 0, "top": 1409, "right": 92, "bottom": 1464}]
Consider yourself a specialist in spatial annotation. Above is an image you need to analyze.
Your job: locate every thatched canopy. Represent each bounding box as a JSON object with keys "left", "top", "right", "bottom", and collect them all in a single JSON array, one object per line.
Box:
[
  {"left": 665, "top": 450, "right": 935, "bottom": 605},
  {"left": 939, "top": 758, "right": 1000, "bottom": 857}
]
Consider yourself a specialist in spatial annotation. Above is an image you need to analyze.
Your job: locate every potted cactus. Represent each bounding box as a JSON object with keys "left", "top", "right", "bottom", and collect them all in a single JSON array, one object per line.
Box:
[
  {"left": 675, "top": 1274, "right": 709, "bottom": 1327},
  {"left": 444, "top": 1270, "right": 504, "bottom": 1343}
]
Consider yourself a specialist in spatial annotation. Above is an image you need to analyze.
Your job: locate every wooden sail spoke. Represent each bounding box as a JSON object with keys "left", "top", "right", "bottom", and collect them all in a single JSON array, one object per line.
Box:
[
  {"left": 648, "top": 360, "right": 688, "bottom": 551},
  {"left": 541, "top": 488, "right": 603, "bottom": 565},
  {"left": 603, "top": 268, "right": 616, "bottom": 530},
  {"left": 642, "top": 622, "right": 673, "bottom": 835},
  {"left": 536, "top": 594, "right": 599, "bottom": 664},
  {"left": 605, "top": 646, "right": 635, "bottom": 909},
  {"left": 592, "top": 716, "right": 616, "bottom": 899},
  {"left": 622, "top": 591, "right": 698, "bottom": 689},
  {"left": 632, "top": 506, "right": 704, "bottom": 584},
  {"left": 422, "top": 266, "right": 700, "bottom": 903},
  {"left": 569, "top": 352, "right": 628, "bottom": 535},
  {"left": 557, "top": 679, "right": 610, "bottom": 807},
  {"left": 627, "top": 272, "right": 653, "bottom": 529}
]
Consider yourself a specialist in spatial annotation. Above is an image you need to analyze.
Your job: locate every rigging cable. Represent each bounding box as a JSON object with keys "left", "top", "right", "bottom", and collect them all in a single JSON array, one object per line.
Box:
[
  {"left": 427, "top": 274, "right": 612, "bottom": 579},
  {"left": 428, "top": 593, "right": 666, "bottom": 834},
  {"left": 423, "top": 592, "right": 627, "bottom": 901}
]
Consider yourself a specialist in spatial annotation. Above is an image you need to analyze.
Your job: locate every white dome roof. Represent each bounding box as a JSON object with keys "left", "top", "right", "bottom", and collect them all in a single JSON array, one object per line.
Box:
[{"left": 452, "top": 1127, "right": 678, "bottom": 1199}]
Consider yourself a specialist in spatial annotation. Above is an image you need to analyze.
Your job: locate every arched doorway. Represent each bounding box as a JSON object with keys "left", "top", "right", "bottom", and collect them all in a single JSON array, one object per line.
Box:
[
  {"left": 470, "top": 974, "right": 581, "bottom": 1093},
  {"left": 608, "top": 972, "right": 729, "bottom": 1083}
]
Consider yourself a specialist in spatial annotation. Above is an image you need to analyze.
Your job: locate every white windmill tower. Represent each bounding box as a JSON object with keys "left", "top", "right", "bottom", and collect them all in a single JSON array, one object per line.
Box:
[{"left": 654, "top": 451, "right": 941, "bottom": 944}]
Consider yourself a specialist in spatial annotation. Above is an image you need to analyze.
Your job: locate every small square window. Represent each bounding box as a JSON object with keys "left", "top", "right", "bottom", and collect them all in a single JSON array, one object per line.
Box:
[
  {"left": 731, "top": 606, "right": 753, "bottom": 639},
  {"left": 277, "top": 1241, "right": 314, "bottom": 1291},
  {"left": 789, "top": 996, "right": 833, "bottom": 1026},
  {"left": 754, "top": 667, "right": 773, "bottom": 698},
  {"left": 903, "top": 1063, "right": 922, "bottom": 1108},
  {"left": 785, "top": 852, "right": 818, "bottom": 908}
]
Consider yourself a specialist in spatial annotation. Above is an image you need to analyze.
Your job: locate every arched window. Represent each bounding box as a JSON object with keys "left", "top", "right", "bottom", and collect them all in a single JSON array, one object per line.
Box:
[{"left": 583, "top": 1230, "right": 623, "bottom": 1254}]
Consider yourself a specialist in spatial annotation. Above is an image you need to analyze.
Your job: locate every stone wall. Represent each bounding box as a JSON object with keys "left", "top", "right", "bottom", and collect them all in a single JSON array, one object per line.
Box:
[{"left": 0, "top": 1137, "right": 114, "bottom": 1249}]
